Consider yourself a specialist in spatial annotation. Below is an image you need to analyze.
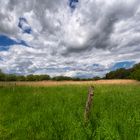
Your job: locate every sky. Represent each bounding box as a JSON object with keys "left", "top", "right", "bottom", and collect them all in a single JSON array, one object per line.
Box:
[{"left": 0, "top": 0, "right": 140, "bottom": 78}]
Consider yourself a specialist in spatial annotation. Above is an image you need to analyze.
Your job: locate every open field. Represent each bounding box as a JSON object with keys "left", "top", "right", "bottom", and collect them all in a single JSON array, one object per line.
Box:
[
  {"left": 0, "top": 79, "right": 139, "bottom": 87},
  {"left": 0, "top": 83, "right": 140, "bottom": 140}
]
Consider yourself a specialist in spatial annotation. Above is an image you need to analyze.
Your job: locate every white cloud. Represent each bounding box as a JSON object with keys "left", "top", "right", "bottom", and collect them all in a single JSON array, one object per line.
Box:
[{"left": 0, "top": 0, "right": 140, "bottom": 77}]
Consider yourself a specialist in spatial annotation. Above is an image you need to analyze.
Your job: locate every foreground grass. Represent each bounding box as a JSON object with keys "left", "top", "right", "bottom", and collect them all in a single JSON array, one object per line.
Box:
[{"left": 0, "top": 84, "right": 140, "bottom": 140}]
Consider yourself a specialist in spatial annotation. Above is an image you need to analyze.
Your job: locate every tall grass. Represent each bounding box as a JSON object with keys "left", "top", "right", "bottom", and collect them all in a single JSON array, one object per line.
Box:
[{"left": 0, "top": 84, "right": 140, "bottom": 140}]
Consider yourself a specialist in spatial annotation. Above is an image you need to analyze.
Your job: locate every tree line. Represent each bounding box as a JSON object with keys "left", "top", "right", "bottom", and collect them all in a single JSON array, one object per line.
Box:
[
  {"left": 0, "top": 63, "right": 140, "bottom": 81},
  {"left": 0, "top": 71, "right": 50, "bottom": 81},
  {"left": 105, "top": 63, "right": 140, "bottom": 81},
  {"left": 0, "top": 70, "right": 100, "bottom": 81}
]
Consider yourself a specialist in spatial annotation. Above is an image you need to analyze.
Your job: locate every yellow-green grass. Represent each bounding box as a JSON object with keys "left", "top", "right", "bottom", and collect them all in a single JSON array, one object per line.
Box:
[
  {"left": 0, "top": 79, "right": 138, "bottom": 87},
  {"left": 0, "top": 84, "right": 140, "bottom": 140}
]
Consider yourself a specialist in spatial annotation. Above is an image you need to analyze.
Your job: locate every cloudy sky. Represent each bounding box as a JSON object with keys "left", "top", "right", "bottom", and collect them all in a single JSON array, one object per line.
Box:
[{"left": 0, "top": 0, "right": 140, "bottom": 78}]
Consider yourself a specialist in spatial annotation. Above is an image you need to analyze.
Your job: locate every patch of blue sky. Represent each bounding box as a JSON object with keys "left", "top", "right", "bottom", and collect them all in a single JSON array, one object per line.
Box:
[
  {"left": 0, "top": 34, "right": 29, "bottom": 51},
  {"left": 74, "top": 72, "right": 94, "bottom": 79},
  {"left": 18, "top": 17, "right": 32, "bottom": 34},
  {"left": 93, "top": 64, "right": 100, "bottom": 67},
  {"left": 111, "top": 61, "right": 135, "bottom": 71},
  {"left": 69, "top": 0, "right": 78, "bottom": 9}
]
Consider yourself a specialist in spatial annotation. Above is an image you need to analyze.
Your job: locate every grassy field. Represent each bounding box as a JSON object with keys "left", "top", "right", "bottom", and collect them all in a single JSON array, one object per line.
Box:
[
  {"left": 0, "top": 84, "right": 140, "bottom": 140},
  {"left": 0, "top": 79, "right": 138, "bottom": 87}
]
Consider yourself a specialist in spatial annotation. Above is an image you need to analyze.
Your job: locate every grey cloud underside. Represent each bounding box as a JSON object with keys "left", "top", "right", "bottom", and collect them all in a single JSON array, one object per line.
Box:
[{"left": 0, "top": 0, "right": 140, "bottom": 77}]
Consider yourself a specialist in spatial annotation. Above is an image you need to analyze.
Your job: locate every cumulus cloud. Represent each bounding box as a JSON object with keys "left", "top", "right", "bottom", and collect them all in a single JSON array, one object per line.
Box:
[{"left": 0, "top": 0, "right": 140, "bottom": 77}]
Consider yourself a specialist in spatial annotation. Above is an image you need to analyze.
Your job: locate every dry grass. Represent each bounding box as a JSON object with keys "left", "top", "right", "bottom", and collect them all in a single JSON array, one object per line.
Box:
[{"left": 0, "top": 79, "right": 139, "bottom": 87}]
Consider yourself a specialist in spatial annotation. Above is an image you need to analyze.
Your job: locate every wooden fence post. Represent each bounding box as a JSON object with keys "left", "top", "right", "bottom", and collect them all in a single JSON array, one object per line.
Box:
[{"left": 84, "top": 86, "right": 94, "bottom": 122}]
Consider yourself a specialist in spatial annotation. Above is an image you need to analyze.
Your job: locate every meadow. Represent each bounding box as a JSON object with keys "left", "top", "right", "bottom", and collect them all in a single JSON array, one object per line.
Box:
[{"left": 0, "top": 83, "right": 140, "bottom": 140}]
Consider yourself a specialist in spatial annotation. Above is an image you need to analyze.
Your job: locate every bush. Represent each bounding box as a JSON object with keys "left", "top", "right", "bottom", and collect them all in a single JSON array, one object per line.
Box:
[
  {"left": 5, "top": 74, "right": 17, "bottom": 81},
  {"left": 52, "top": 76, "right": 72, "bottom": 81},
  {"left": 130, "top": 69, "right": 140, "bottom": 81}
]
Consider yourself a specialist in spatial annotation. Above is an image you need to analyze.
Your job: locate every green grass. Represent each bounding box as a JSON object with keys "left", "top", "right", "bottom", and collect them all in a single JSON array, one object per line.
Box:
[{"left": 0, "top": 84, "right": 140, "bottom": 140}]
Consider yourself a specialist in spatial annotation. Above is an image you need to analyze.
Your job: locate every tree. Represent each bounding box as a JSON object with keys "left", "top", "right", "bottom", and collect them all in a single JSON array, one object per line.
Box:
[
  {"left": 25, "top": 74, "right": 50, "bottom": 81},
  {"left": 130, "top": 69, "right": 140, "bottom": 81},
  {"left": 105, "top": 68, "right": 131, "bottom": 79},
  {"left": 52, "top": 76, "right": 72, "bottom": 81},
  {"left": 6, "top": 74, "right": 17, "bottom": 81},
  {"left": 38, "top": 75, "right": 50, "bottom": 81},
  {"left": 26, "top": 75, "right": 36, "bottom": 81},
  {"left": 0, "top": 69, "right": 6, "bottom": 81},
  {"left": 17, "top": 75, "right": 26, "bottom": 81}
]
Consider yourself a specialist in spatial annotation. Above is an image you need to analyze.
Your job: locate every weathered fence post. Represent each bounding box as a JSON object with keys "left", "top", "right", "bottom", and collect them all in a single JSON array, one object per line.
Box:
[{"left": 84, "top": 86, "right": 94, "bottom": 122}]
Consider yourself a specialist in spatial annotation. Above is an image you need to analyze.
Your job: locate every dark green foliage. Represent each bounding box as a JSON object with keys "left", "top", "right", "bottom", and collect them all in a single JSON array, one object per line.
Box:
[
  {"left": 26, "top": 74, "right": 37, "bottom": 81},
  {"left": 105, "top": 68, "right": 131, "bottom": 79},
  {"left": 16, "top": 75, "right": 26, "bottom": 81},
  {"left": 37, "top": 74, "right": 50, "bottom": 81},
  {"left": 92, "top": 76, "right": 101, "bottom": 81},
  {"left": 5, "top": 74, "right": 17, "bottom": 81},
  {"left": 130, "top": 63, "right": 140, "bottom": 81},
  {"left": 0, "top": 85, "right": 140, "bottom": 139},
  {"left": 52, "top": 76, "right": 73, "bottom": 81},
  {"left": 132, "top": 63, "right": 140, "bottom": 70},
  {"left": 26, "top": 74, "right": 50, "bottom": 81},
  {"left": 130, "top": 69, "right": 140, "bottom": 81},
  {"left": 105, "top": 63, "right": 140, "bottom": 81},
  {"left": 0, "top": 71, "right": 50, "bottom": 81},
  {"left": 0, "top": 70, "right": 6, "bottom": 81}
]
